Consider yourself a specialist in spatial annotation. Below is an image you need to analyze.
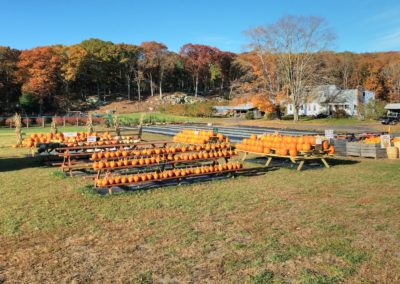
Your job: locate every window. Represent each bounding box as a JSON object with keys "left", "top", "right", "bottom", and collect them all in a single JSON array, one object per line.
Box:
[
  {"left": 313, "top": 104, "right": 316, "bottom": 111},
  {"left": 308, "top": 104, "right": 311, "bottom": 111},
  {"left": 300, "top": 105, "right": 303, "bottom": 111},
  {"left": 344, "top": 105, "right": 349, "bottom": 110},
  {"left": 289, "top": 105, "right": 292, "bottom": 111}
]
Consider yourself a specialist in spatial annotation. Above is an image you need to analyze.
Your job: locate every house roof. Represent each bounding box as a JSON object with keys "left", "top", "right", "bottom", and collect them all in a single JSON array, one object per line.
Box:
[
  {"left": 384, "top": 103, "right": 400, "bottom": 110},
  {"left": 231, "top": 103, "right": 255, "bottom": 111},
  {"left": 213, "top": 103, "right": 256, "bottom": 112}
]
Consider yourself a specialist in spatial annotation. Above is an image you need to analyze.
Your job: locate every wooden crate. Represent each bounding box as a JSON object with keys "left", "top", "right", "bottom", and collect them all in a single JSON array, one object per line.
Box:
[
  {"left": 333, "top": 139, "right": 347, "bottom": 156},
  {"left": 346, "top": 142, "right": 361, "bottom": 157},
  {"left": 361, "top": 143, "right": 387, "bottom": 159}
]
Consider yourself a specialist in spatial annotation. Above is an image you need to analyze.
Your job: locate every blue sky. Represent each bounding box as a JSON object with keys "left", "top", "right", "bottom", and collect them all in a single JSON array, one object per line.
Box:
[{"left": 1, "top": 0, "right": 399, "bottom": 53}]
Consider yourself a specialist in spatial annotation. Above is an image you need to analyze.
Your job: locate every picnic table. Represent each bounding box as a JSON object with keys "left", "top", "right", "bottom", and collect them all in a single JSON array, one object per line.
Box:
[{"left": 239, "top": 150, "right": 332, "bottom": 171}]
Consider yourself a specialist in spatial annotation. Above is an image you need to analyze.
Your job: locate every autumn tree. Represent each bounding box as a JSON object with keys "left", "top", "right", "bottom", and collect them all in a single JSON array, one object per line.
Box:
[
  {"left": 17, "top": 46, "right": 61, "bottom": 113},
  {"left": 383, "top": 57, "right": 400, "bottom": 102},
  {"left": 246, "top": 16, "right": 336, "bottom": 121},
  {"left": 179, "top": 44, "right": 220, "bottom": 97},
  {"left": 140, "top": 41, "right": 168, "bottom": 98}
]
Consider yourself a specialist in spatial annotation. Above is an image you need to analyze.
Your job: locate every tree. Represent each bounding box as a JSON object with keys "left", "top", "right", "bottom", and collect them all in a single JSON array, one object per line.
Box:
[
  {"left": 0, "top": 46, "right": 20, "bottom": 112},
  {"left": 245, "top": 16, "right": 336, "bottom": 121},
  {"left": 114, "top": 44, "right": 142, "bottom": 101},
  {"left": 383, "top": 58, "right": 400, "bottom": 102},
  {"left": 140, "top": 41, "right": 168, "bottom": 98},
  {"left": 179, "top": 44, "right": 220, "bottom": 97},
  {"left": 17, "top": 46, "right": 61, "bottom": 113}
]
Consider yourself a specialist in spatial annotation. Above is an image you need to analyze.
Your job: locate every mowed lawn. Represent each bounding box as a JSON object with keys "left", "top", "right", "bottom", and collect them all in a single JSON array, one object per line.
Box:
[{"left": 0, "top": 128, "right": 400, "bottom": 283}]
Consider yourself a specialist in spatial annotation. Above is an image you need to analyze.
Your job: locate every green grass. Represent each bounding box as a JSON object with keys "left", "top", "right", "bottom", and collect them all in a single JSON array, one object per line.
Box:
[{"left": 0, "top": 133, "right": 400, "bottom": 282}]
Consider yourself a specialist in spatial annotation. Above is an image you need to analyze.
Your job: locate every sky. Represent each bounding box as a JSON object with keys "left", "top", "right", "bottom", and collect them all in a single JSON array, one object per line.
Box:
[{"left": 1, "top": 0, "right": 399, "bottom": 53}]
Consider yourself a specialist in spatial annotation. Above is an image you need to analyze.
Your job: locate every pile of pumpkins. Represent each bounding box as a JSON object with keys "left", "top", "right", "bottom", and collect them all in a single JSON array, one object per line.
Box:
[
  {"left": 235, "top": 134, "right": 334, "bottom": 157},
  {"left": 95, "top": 162, "right": 243, "bottom": 187},
  {"left": 90, "top": 143, "right": 232, "bottom": 161},
  {"left": 22, "top": 131, "right": 135, "bottom": 148},
  {"left": 92, "top": 149, "right": 237, "bottom": 170},
  {"left": 363, "top": 136, "right": 400, "bottom": 144},
  {"left": 173, "top": 129, "right": 229, "bottom": 144}
]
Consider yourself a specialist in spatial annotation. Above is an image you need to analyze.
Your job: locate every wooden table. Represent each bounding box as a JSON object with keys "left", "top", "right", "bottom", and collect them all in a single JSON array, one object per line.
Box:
[{"left": 239, "top": 150, "right": 332, "bottom": 171}]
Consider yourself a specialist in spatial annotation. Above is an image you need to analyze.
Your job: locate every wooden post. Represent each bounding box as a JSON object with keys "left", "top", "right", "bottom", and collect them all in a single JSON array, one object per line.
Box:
[
  {"left": 14, "top": 113, "right": 22, "bottom": 147},
  {"left": 76, "top": 116, "right": 79, "bottom": 126},
  {"left": 63, "top": 116, "right": 66, "bottom": 127},
  {"left": 42, "top": 117, "right": 45, "bottom": 128},
  {"left": 51, "top": 117, "right": 58, "bottom": 135},
  {"left": 86, "top": 113, "right": 94, "bottom": 133}
]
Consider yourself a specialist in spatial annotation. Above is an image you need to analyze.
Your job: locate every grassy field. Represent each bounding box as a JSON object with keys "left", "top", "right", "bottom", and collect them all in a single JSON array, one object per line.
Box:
[{"left": 0, "top": 128, "right": 400, "bottom": 283}]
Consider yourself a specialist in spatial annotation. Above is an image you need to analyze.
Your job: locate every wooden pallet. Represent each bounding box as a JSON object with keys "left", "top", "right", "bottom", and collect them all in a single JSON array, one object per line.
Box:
[
  {"left": 346, "top": 142, "right": 361, "bottom": 157},
  {"left": 333, "top": 139, "right": 347, "bottom": 156},
  {"left": 361, "top": 143, "right": 387, "bottom": 159}
]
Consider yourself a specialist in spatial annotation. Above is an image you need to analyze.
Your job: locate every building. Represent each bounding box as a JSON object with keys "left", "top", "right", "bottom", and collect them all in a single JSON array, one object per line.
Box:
[
  {"left": 213, "top": 103, "right": 263, "bottom": 118},
  {"left": 285, "top": 85, "right": 375, "bottom": 117}
]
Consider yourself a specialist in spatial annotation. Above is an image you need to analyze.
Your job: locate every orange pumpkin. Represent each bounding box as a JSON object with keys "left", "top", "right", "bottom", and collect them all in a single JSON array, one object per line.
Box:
[
  {"left": 328, "top": 145, "right": 335, "bottom": 154},
  {"left": 121, "top": 177, "right": 127, "bottom": 184},
  {"left": 289, "top": 148, "right": 297, "bottom": 157},
  {"left": 91, "top": 153, "right": 97, "bottom": 160},
  {"left": 302, "top": 143, "right": 311, "bottom": 152},
  {"left": 133, "top": 175, "right": 140, "bottom": 182},
  {"left": 322, "top": 140, "right": 329, "bottom": 150},
  {"left": 98, "top": 162, "right": 105, "bottom": 169}
]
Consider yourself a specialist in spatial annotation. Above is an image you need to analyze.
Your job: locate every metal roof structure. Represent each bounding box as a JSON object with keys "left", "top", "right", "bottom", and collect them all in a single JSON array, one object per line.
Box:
[{"left": 384, "top": 103, "right": 400, "bottom": 110}]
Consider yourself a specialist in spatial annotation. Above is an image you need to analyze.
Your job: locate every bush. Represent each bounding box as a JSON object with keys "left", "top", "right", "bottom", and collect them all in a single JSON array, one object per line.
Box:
[
  {"left": 52, "top": 116, "right": 63, "bottom": 126},
  {"left": 281, "top": 114, "right": 294, "bottom": 120},
  {"left": 365, "top": 100, "right": 387, "bottom": 120},
  {"left": 245, "top": 111, "right": 255, "bottom": 120},
  {"left": 5, "top": 118, "right": 13, "bottom": 127},
  {"left": 36, "top": 117, "right": 44, "bottom": 126},
  {"left": 22, "top": 118, "right": 33, "bottom": 126},
  {"left": 93, "top": 117, "right": 105, "bottom": 125},
  {"left": 331, "top": 109, "right": 349, "bottom": 118},
  {"left": 160, "top": 101, "right": 215, "bottom": 117},
  {"left": 65, "top": 117, "right": 77, "bottom": 126},
  {"left": 0, "top": 118, "right": 4, "bottom": 126},
  {"left": 78, "top": 117, "right": 88, "bottom": 125}
]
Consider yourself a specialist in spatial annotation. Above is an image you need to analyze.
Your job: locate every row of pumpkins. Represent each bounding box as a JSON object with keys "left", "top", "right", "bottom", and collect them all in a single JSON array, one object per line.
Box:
[
  {"left": 89, "top": 143, "right": 232, "bottom": 161},
  {"left": 92, "top": 150, "right": 237, "bottom": 169},
  {"left": 95, "top": 162, "right": 243, "bottom": 187},
  {"left": 363, "top": 136, "right": 400, "bottom": 144},
  {"left": 173, "top": 129, "right": 228, "bottom": 144},
  {"left": 235, "top": 134, "right": 334, "bottom": 157},
  {"left": 22, "top": 131, "right": 136, "bottom": 147}
]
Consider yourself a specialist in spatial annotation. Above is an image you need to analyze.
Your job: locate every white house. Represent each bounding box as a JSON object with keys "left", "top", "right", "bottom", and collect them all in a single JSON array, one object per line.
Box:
[{"left": 285, "top": 85, "right": 375, "bottom": 117}]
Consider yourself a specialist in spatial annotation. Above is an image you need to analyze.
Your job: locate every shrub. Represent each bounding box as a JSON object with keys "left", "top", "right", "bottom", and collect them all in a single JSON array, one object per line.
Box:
[
  {"left": 36, "top": 117, "right": 44, "bottom": 126},
  {"left": 78, "top": 117, "right": 88, "bottom": 125},
  {"left": 5, "top": 118, "right": 13, "bottom": 127},
  {"left": 331, "top": 109, "right": 349, "bottom": 118},
  {"left": 22, "top": 118, "right": 33, "bottom": 126},
  {"left": 0, "top": 118, "right": 4, "bottom": 126},
  {"left": 365, "top": 100, "right": 386, "bottom": 120},
  {"left": 19, "top": 93, "right": 38, "bottom": 112},
  {"left": 65, "top": 117, "right": 77, "bottom": 126},
  {"left": 52, "top": 116, "right": 63, "bottom": 126},
  {"left": 93, "top": 117, "right": 105, "bottom": 125},
  {"left": 245, "top": 110, "right": 255, "bottom": 120},
  {"left": 160, "top": 101, "right": 215, "bottom": 117}
]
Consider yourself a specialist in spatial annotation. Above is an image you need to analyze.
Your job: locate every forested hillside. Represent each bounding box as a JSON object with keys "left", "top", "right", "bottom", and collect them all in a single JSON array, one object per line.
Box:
[{"left": 1, "top": 34, "right": 399, "bottom": 115}]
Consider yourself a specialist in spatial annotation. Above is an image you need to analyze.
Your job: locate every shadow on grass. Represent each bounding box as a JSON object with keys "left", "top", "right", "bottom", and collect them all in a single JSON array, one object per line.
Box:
[
  {"left": 0, "top": 156, "right": 47, "bottom": 172},
  {"left": 96, "top": 167, "right": 276, "bottom": 195}
]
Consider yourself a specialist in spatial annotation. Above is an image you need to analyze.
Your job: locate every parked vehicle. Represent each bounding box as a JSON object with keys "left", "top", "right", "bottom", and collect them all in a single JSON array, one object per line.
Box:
[{"left": 380, "top": 111, "right": 400, "bottom": 125}]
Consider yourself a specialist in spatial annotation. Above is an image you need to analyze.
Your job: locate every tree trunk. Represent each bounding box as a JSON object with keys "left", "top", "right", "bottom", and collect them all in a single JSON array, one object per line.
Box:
[
  {"left": 293, "top": 106, "right": 299, "bottom": 122},
  {"left": 137, "top": 80, "right": 141, "bottom": 101},
  {"left": 96, "top": 81, "right": 100, "bottom": 99},
  {"left": 159, "top": 78, "right": 163, "bottom": 99},
  {"left": 150, "top": 74, "right": 154, "bottom": 96},
  {"left": 195, "top": 74, "right": 199, "bottom": 97},
  {"left": 126, "top": 75, "right": 131, "bottom": 101}
]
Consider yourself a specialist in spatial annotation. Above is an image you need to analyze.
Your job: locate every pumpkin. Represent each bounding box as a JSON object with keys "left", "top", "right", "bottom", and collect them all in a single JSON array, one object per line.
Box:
[
  {"left": 91, "top": 153, "right": 97, "bottom": 160},
  {"left": 140, "top": 175, "right": 147, "bottom": 182},
  {"left": 128, "top": 176, "right": 134, "bottom": 183},
  {"left": 302, "top": 143, "right": 311, "bottom": 152},
  {"left": 114, "top": 176, "right": 121, "bottom": 184},
  {"left": 328, "top": 145, "right": 335, "bottom": 154},
  {"left": 289, "top": 148, "right": 297, "bottom": 157},
  {"left": 150, "top": 157, "right": 156, "bottom": 164},
  {"left": 322, "top": 140, "right": 329, "bottom": 150},
  {"left": 93, "top": 162, "right": 99, "bottom": 169},
  {"left": 110, "top": 152, "right": 116, "bottom": 158},
  {"left": 133, "top": 175, "right": 140, "bottom": 182},
  {"left": 162, "top": 172, "right": 169, "bottom": 179},
  {"left": 195, "top": 168, "right": 201, "bottom": 175},
  {"left": 264, "top": 147, "right": 271, "bottom": 154},
  {"left": 122, "top": 151, "right": 128, "bottom": 158},
  {"left": 123, "top": 160, "right": 129, "bottom": 166},
  {"left": 121, "top": 177, "right": 127, "bottom": 184},
  {"left": 131, "top": 159, "right": 138, "bottom": 166},
  {"left": 117, "top": 160, "right": 123, "bottom": 167},
  {"left": 101, "top": 179, "right": 108, "bottom": 186},
  {"left": 153, "top": 172, "right": 159, "bottom": 180},
  {"left": 110, "top": 161, "right": 116, "bottom": 168},
  {"left": 146, "top": 173, "right": 153, "bottom": 180},
  {"left": 98, "top": 152, "right": 104, "bottom": 159},
  {"left": 98, "top": 162, "right": 105, "bottom": 169},
  {"left": 104, "top": 152, "right": 110, "bottom": 159},
  {"left": 250, "top": 134, "right": 257, "bottom": 140}
]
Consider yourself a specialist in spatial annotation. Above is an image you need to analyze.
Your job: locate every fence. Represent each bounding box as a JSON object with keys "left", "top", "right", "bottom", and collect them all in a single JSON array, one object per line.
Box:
[{"left": 0, "top": 116, "right": 106, "bottom": 128}]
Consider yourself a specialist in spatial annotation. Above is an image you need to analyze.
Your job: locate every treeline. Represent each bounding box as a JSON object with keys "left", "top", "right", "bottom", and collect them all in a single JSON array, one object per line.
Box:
[{"left": 0, "top": 38, "right": 399, "bottom": 114}]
